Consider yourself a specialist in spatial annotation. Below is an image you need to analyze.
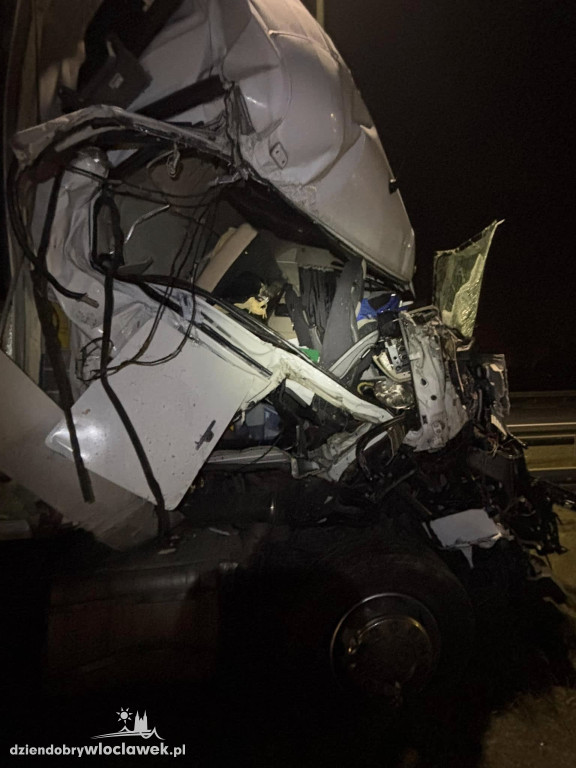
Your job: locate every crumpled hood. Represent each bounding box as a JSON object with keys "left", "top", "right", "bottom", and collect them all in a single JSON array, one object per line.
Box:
[{"left": 126, "top": 0, "right": 415, "bottom": 287}]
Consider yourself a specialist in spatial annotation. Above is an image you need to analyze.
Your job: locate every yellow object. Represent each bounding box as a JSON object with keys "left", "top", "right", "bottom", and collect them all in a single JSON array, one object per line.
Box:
[
  {"left": 234, "top": 297, "right": 269, "bottom": 318},
  {"left": 51, "top": 303, "right": 70, "bottom": 349}
]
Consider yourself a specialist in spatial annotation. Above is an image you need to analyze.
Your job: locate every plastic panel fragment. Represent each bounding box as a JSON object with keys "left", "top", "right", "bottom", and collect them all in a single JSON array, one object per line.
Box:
[{"left": 429, "top": 508, "right": 504, "bottom": 567}]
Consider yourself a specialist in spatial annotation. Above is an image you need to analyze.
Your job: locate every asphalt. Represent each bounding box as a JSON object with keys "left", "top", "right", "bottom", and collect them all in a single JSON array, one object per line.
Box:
[{"left": 477, "top": 506, "right": 576, "bottom": 768}]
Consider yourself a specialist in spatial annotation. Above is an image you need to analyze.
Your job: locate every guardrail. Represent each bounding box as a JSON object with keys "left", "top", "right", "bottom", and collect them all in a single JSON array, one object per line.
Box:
[{"left": 508, "top": 393, "right": 576, "bottom": 487}]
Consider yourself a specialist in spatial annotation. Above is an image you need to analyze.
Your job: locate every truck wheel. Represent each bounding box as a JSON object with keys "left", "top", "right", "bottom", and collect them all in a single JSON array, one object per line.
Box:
[{"left": 253, "top": 527, "right": 474, "bottom": 702}]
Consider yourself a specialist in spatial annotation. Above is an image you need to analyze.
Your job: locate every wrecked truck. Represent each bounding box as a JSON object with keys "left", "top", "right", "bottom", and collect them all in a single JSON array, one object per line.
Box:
[{"left": 1, "top": 0, "right": 573, "bottom": 699}]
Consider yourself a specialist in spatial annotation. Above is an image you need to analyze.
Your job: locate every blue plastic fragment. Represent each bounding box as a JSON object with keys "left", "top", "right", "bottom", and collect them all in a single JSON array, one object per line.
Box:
[{"left": 357, "top": 294, "right": 400, "bottom": 321}]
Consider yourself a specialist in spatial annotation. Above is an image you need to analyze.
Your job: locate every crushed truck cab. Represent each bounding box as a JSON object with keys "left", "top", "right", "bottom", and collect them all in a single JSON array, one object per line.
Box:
[{"left": 2, "top": 0, "right": 573, "bottom": 699}]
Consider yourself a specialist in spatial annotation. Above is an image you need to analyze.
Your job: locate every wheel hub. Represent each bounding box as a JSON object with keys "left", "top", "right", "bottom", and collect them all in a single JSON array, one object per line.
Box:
[{"left": 330, "top": 593, "right": 441, "bottom": 698}]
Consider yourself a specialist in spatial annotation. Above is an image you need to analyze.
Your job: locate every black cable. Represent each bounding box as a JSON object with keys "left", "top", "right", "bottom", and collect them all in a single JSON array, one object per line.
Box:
[
  {"left": 102, "top": 187, "right": 214, "bottom": 373},
  {"left": 80, "top": 181, "right": 208, "bottom": 382},
  {"left": 238, "top": 433, "right": 286, "bottom": 473},
  {"left": 32, "top": 171, "right": 95, "bottom": 503},
  {"left": 11, "top": 124, "right": 251, "bottom": 534},
  {"left": 68, "top": 161, "right": 222, "bottom": 205},
  {"left": 13, "top": 123, "right": 385, "bottom": 529},
  {"left": 96, "top": 189, "right": 170, "bottom": 540},
  {"left": 6, "top": 162, "right": 97, "bottom": 305},
  {"left": 115, "top": 165, "right": 220, "bottom": 374},
  {"left": 115, "top": 272, "right": 329, "bottom": 370}
]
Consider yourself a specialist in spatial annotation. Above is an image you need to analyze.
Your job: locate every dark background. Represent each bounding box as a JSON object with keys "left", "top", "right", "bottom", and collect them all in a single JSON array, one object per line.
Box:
[{"left": 304, "top": 0, "right": 575, "bottom": 391}]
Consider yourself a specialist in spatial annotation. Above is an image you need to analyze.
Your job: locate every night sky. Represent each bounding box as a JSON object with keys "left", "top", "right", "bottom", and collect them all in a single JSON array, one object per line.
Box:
[{"left": 305, "top": 0, "right": 575, "bottom": 391}]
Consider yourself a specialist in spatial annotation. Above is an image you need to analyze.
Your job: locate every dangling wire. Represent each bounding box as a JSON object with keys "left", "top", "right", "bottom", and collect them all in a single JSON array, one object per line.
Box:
[
  {"left": 6, "top": 162, "right": 98, "bottom": 305},
  {"left": 95, "top": 188, "right": 171, "bottom": 539}
]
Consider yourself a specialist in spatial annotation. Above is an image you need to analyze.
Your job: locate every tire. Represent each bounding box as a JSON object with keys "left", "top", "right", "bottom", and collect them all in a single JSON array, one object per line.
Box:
[{"left": 249, "top": 525, "right": 474, "bottom": 702}]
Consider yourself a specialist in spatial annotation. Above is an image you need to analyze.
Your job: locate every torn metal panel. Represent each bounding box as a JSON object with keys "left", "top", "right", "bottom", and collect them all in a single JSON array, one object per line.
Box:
[
  {"left": 122, "top": 0, "right": 415, "bottom": 286},
  {"left": 311, "top": 423, "right": 374, "bottom": 482},
  {"left": 400, "top": 309, "right": 469, "bottom": 451},
  {"left": 46, "top": 309, "right": 392, "bottom": 508},
  {"left": 11, "top": 104, "right": 230, "bottom": 170},
  {"left": 46, "top": 318, "right": 269, "bottom": 509},
  {"left": 0, "top": 350, "right": 159, "bottom": 549},
  {"left": 433, "top": 220, "right": 502, "bottom": 340},
  {"left": 7, "top": 0, "right": 412, "bottom": 286},
  {"left": 479, "top": 353, "right": 511, "bottom": 421}
]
